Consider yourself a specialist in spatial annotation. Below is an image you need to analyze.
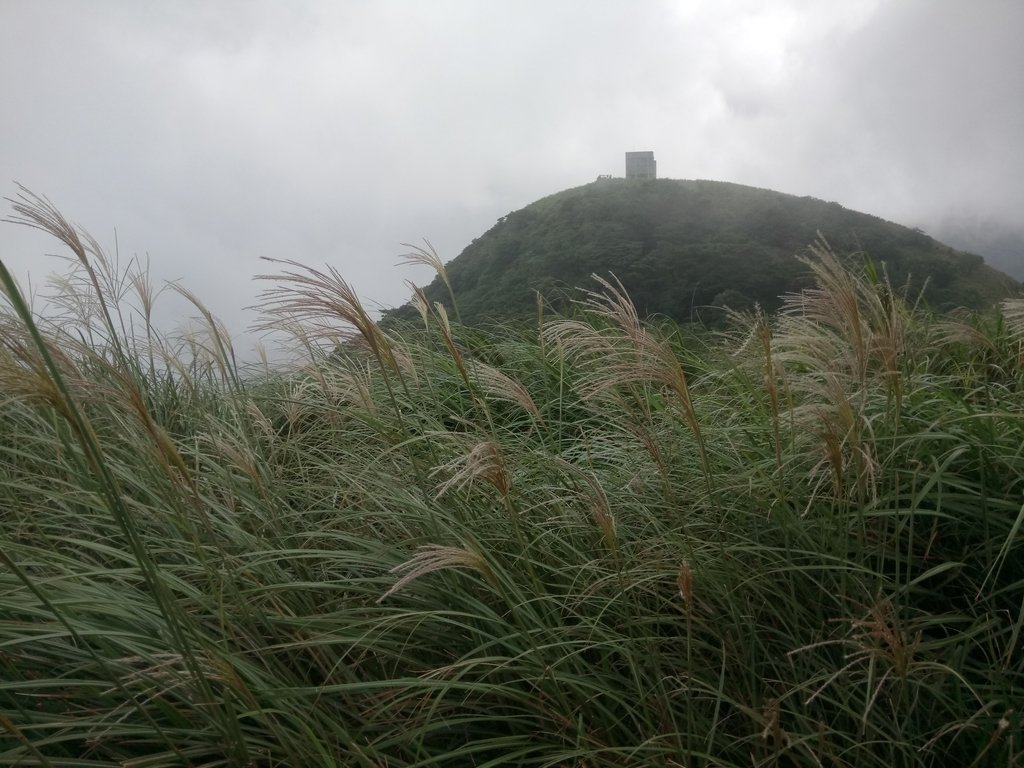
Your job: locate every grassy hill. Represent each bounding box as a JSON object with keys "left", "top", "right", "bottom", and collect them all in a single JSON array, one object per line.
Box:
[
  {"left": 3, "top": 190, "right": 1024, "bottom": 765},
  {"left": 396, "top": 179, "right": 1019, "bottom": 324}
]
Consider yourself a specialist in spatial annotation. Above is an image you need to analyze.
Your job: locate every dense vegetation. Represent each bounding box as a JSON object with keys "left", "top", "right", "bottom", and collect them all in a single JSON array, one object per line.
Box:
[
  {"left": 390, "top": 179, "right": 1019, "bottom": 325},
  {"left": 2, "top": 192, "right": 1024, "bottom": 766}
]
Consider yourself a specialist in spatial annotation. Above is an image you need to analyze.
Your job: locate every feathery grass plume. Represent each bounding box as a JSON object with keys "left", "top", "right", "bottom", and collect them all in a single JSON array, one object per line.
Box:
[
  {"left": 5, "top": 186, "right": 127, "bottom": 356},
  {"left": 757, "top": 308, "right": 789, "bottom": 481},
  {"left": 725, "top": 306, "right": 789, "bottom": 484},
  {"left": 543, "top": 273, "right": 712, "bottom": 493},
  {"left": 254, "top": 258, "right": 421, "bottom": 454},
  {"left": 792, "top": 594, "right": 935, "bottom": 719},
  {"left": 931, "top": 309, "right": 1002, "bottom": 385},
  {"left": 378, "top": 544, "right": 496, "bottom": 602},
  {"left": 1000, "top": 298, "right": 1024, "bottom": 376},
  {"left": 425, "top": 299, "right": 499, "bottom": 433},
  {"left": 791, "top": 238, "right": 870, "bottom": 381},
  {"left": 432, "top": 439, "right": 511, "bottom": 499},
  {"left": 467, "top": 359, "right": 543, "bottom": 422},
  {"left": 587, "top": 485, "right": 617, "bottom": 556},
  {"left": 771, "top": 242, "right": 916, "bottom": 504},
  {"left": 1002, "top": 298, "right": 1024, "bottom": 340},
  {"left": 127, "top": 254, "right": 160, "bottom": 336},
  {"left": 677, "top": 560, "right": 694, "bottom": 605},
  {"left": 432, "top": 300, "right": 470, "bottom": 386},
  {"left": 255, "top": 257, "right": 400, "bottom": 374},
  {"left": 169, "top": 282, "right": 241, "bottom": 392},
  {"left": 791, "top": 238, "right": 911, "bottom": 400},
  {"left": 554, "top": 458, "right": 618, "bottom": 555},
  {"left": 399, "top": 240, "right": 460, "bottom": 323},
  {"left": 0, "top": 318, "right": 84, "bottom": 418},
  {"left": 387, "top": 335, "right": 419, "bottom": 385},
  {"left": 801, "top": 373, "right": 879, "bottom": 506},
  {"left": 331, "top": 357, "right": 379, "bottom": 415},
  {"left": 113, "top": 364, "right": 199, "bottom": 494},
  {"left": 406, "top": 279, "right": 432, "bottom": 327}
]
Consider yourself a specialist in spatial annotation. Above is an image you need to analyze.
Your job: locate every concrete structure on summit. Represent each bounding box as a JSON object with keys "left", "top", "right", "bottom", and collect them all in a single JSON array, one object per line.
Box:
[{"left": 625, "top": 151, "right": 656, "bottom": 179}]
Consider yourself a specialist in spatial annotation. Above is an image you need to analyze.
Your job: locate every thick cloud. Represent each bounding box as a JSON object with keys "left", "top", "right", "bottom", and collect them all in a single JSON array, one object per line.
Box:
[{"left": 1, "top": 0, "right": 1020, "bottom": 356}]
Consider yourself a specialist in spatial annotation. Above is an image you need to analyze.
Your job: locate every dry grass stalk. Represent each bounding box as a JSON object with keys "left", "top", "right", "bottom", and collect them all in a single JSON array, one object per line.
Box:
[
  {"left": 1002, "top": 299, "right": 1024, "bottom": 341},
  {"left": 784, "top": 240, "right": 909, "bottom": 394},
  {"left": 677, "top": 561, "right": 694, "bottom": 606},
  {"left": 117, "top": 368, "right": 197, "bottom": 490},
  {"left": 199, "top": 429, "right": 266, "bottom": 492},
  {"left": 790, "top": 241, "right": 869, "bottom": 381},
  {"left": 255, "top": 258, "right": 399, "bottom": 376},
  {"left": 387, "top": 338, "right": 418, "bottom": 385},
  {"left": 792, "top": 594, "right": 925, "bottom": 719},
  {"left": 753, "top": 309, "right": 786, "bottom": 477},
  {"left": 432, "top": 301, "right": 475, "bottom": 395},
  {"left": 583, "top": 472, "right": 617, "bottom": 555},
  {"left": 378, "top": 544, "right": 495, "bottom": 602},
  {"left": 552, "top": 460, "right": 618, "bottom": 554},
  {"left": 848, "top": 597, "right": 919, "bottom": 679},
  {"left": 771, "top": 241, "right": 915, "bottom": 503},
  {"left": 0, "top": 320, "right": 81, "bottom": 415},
  {"left": 1001, "top": 299, "right": 1024, "bottom": 368},
  {"left": 405, "top": 280, "right": 431, "bottom": 327},
  {"left": 468, "top": 360, "right": 542, "bottom": 421},
  {"left": 932, "top": 312, "right": 997, "bottom": 357},
  {"left": 542, "top": 274, "right": 710, "bottom": 488},
  {"left": 334, "top": 361, "right": 379, "bottom": 415},
  {"left": 169, "top": 283, "right": 238, "bottom": 386},
  {"left": 399, "top": 241, "right": 460, "bottom": 322},
  {"left": 6, "top": 186, "right": 135, "bottom": 365},
  {"left": 432, "top": 440, "right": 511, "bottom": 499}
]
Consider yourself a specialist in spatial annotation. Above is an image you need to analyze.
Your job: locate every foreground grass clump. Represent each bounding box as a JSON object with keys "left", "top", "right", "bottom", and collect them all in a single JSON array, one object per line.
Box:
[{"left": 1, "top": 192, "right": 1023, "bottom": 767}]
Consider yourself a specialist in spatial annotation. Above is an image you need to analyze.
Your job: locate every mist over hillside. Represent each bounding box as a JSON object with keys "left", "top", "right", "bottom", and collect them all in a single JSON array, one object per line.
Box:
[
  {"left": 930, "top": 216, "right": 1024, "bottom": 280},
  {"left": 394, "top": 179, "right": 1020, "bottom": 325}
]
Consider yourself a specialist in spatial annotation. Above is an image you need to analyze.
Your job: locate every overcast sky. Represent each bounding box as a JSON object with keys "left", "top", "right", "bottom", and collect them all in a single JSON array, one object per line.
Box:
[{"left": 2, "top": 0, "right": 1022, "bottom": 355}]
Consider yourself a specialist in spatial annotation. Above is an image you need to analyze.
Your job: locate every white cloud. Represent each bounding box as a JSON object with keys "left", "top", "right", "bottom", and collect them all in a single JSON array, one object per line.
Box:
[{"left": 1, "top": 0, "right": 1021, "bottom": 358}]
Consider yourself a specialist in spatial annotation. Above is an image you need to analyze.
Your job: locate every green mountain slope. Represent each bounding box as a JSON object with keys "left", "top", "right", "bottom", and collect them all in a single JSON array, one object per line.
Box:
[{"left": 397, "top": 179, "right": 1019, "bottom": 324}]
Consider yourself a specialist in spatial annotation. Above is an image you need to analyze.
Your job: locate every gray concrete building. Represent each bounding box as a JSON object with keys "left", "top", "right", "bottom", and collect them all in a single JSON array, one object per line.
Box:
[{"left": 625, "top": 151, "right": 656, "bottom": 179}]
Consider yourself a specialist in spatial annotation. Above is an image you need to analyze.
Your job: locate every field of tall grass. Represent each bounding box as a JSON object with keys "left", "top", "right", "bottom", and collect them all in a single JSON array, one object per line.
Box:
[{"left": 2, "top": 190, "right": 1023, "bottom": 766}]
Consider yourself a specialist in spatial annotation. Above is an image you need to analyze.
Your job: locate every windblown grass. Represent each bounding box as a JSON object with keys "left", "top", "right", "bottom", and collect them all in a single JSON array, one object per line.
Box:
[{"left": 1, "top": 192, "right": 1022, "bottom": 766}]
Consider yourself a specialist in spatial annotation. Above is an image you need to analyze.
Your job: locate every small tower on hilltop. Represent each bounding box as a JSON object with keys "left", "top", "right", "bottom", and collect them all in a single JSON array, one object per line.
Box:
[{"left": 625, "top": 151, "right": 656, "bottom": 180}]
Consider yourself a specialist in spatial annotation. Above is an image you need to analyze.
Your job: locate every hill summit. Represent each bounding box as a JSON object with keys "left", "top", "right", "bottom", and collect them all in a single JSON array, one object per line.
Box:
[{"left": 397, "top": 179, "right": 1019, "bottom": 324}]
